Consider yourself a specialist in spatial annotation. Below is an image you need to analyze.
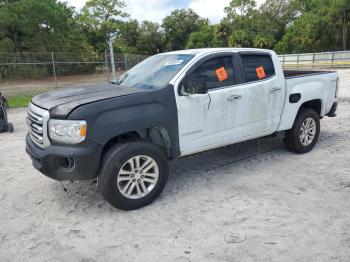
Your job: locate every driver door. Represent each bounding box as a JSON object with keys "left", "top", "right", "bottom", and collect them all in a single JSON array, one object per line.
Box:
[{"left": 176, "top": 53, "right": 245, "bottom": 156}]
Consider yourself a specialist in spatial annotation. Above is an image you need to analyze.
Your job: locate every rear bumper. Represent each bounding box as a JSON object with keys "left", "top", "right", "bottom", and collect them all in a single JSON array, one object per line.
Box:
[
  {"left": 326, "top": 102, "right": 338, "bottom": 117},
  {"left": 26, "top": 134, "right": 102, "bottom": 181}
]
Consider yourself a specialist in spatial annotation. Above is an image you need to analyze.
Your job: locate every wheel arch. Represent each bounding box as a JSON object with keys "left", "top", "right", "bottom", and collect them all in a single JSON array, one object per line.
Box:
[
  {"left": 278, "top": 98, "right": 323, "bottom": 131},
  {"left": 297, "top": 99, "right": 322, "bottom": 117},
  {"left": 101, "top": 131, "right": 142, "bottom": 159},
  {"left": 100, "top": 126, "right": 175, "bottom": 165}
]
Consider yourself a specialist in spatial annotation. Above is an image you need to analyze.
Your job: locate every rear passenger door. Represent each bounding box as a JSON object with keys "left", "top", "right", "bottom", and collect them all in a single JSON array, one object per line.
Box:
[{"left": 239, "top": 53, "right": 284, "bottom": 137}]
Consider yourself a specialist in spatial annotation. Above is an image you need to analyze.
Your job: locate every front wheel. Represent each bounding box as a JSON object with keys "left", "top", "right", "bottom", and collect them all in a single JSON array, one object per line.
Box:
[
  {"left": 98, "top": 140, "right": 169, "bottom": 210},
  {"left": 284, "top": 108, "right": 320, "bottom": 154}
]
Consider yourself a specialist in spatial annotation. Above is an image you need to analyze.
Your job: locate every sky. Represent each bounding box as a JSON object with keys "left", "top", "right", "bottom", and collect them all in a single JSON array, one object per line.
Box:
[{"left": 61, "top": 0, "right": 265, "bottom": 24}]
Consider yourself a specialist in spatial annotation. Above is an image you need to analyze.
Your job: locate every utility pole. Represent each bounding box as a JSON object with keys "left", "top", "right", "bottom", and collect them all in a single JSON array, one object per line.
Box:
[{"left": 108, "top": 33, "right": 117, "bottom": 83}]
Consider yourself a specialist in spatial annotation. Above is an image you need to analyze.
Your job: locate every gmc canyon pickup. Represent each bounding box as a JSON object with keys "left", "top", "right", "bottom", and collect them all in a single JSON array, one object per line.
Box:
[{"left": 26, "top": 48, "right": 339, "bottom": 210}]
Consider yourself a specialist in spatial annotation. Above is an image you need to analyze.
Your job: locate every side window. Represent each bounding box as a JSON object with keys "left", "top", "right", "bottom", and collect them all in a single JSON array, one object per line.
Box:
[
  {"left": 241, "top": 54, "right": 275, "bottom": 83},
  {"left": 188, "top": 56, "right": 235, "bottom": 89}
]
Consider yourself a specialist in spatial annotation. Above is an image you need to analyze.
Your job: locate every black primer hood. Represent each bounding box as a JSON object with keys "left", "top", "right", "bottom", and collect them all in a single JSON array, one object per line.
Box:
[{"left": 32, "top": 83, "right": 146, "bottom": 117}]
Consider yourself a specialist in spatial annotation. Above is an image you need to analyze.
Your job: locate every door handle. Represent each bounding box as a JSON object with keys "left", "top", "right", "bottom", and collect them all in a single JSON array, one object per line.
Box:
[
  {"left": 271, "top": 87, "right": 282, "bottom": 93},
  {"left": 227, "top": 94, "right": 242, "bottom": 102}
]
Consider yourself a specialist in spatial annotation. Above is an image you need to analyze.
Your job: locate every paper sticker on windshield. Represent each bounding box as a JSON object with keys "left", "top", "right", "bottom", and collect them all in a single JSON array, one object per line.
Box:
[
  {"left": 165, "top": 60, "right": 184, "bottom": 66},
  {"left": 256, "top": 66, "right": 266, "bottom": 79},
  {"left": 216, "top": 67, "right": 228, "bottom": 82}
]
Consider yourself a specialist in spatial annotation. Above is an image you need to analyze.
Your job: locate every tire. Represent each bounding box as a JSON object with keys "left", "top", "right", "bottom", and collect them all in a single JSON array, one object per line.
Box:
[
  {"left": 0, "top": 119, "right": 7, "bottom": 133},
  {"left": 7, "top": 123, "right": 14, "bottom": 133},
  {"left": 98, "top": 140, "right": 169, "bottom": 210},
  {"left": 284, "top": 108, "right": 320, "bottom": 154}
]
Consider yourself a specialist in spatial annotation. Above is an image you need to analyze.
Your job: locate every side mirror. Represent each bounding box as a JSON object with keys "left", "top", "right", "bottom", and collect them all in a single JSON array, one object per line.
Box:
[{"left": 182, "top": 78, "right": 208, "bottom": 95}]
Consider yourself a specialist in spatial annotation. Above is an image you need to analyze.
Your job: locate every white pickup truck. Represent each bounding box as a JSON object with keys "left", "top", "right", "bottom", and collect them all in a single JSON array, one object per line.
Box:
[{"left": 26, "top": 48, "right": 339, "bottom": 210}]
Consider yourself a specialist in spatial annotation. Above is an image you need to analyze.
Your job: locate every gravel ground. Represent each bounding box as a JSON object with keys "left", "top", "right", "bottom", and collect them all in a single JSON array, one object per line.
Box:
[{"left": 0, "top": 70, "right": 350, "bottom": 262}]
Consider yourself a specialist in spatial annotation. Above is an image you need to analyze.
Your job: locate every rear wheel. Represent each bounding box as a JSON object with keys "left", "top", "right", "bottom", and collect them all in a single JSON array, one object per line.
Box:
[
  {"left": 284, "top": 108, "right": 320, "bottom": 154},
  {"left": 98, "top": 140, "right": 169, "bottom": 210}
]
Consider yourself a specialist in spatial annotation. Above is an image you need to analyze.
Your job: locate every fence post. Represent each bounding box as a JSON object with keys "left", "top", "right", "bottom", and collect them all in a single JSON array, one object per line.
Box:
[
  {"left": 124, "top": 54, "right": 128, "bottom": 71},
  {"left": 296, "top": 54, "right": 299, "bottom": 69},
  {"left": 312, "top": 53, "right": 315, "bottom": 68},
  {"left": 104, "top": 49, "right": 108, "bottom": 72},
  {"left": 51, "top": 52, "right": 58, "bottom": 88},
  {"left": 331, "top": 52, "right": 335, "bottom": 69},
  {"left": 108, "top": 37, "right": 116, "bottom": 82}
]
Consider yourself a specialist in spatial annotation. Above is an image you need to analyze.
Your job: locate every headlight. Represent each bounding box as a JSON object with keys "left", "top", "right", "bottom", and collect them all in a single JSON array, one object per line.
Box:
[{"left": 49, "top": 119, "right": 87, "bottom": 144}]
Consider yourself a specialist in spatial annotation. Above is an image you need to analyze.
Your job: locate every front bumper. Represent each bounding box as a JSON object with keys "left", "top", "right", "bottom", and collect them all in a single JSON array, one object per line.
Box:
[{"left": 26, "top": 134, "right": 102, "bottom": 181}]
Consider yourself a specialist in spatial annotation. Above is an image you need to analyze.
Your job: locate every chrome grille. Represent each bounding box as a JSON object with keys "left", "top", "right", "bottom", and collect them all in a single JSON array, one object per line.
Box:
[{"left": 27, "top": 103, "right": 50, "bottom": 148}]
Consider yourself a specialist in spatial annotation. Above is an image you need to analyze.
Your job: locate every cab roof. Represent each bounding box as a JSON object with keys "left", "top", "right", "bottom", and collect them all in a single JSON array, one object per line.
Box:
[{"left": 162, "top": 48, "right": 273, "bottom": 56}]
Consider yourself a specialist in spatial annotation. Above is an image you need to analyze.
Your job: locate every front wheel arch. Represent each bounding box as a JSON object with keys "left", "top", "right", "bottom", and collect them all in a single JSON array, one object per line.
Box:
[{"left": 99, "top": 126, "right": 175, "bottom": 166}]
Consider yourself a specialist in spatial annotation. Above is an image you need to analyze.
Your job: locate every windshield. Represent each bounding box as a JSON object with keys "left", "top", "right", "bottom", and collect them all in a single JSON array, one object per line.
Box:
[{"left": 117, "top": 54, "right": 194, "bottom": 90}]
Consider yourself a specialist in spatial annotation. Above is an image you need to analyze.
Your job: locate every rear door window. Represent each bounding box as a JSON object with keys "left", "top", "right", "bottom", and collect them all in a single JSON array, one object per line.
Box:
[
  {"left": 188, "top": 56, "right": 235, "bottom": 90},
  {"left": 241, "top": 54, "right": 275, "bottom": 83}
]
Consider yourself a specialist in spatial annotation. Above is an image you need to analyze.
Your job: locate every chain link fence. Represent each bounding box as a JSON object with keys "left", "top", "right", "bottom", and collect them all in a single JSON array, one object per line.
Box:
[
  {"left": 279, "top": 50, "right": 350, "bottom": 69},
  {"left": 0, "top": 51, "right": 148, "bottom": 97},
  {"left": 2, "top": 49, "right": 349, "bottom": 98}
]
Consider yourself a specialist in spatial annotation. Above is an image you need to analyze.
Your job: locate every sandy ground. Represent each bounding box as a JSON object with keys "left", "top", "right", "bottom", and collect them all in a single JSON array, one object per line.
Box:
[{"left": 0, "top": 70, "right": 350, "bottom": 262}]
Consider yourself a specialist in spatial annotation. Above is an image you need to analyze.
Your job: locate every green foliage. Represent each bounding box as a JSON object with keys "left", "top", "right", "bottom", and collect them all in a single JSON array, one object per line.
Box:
[
  {"left": 221, "top": 0, "right": 299, "bottom": 49},
  {"left": 186, "top": 24, "right": 215, "bottom": 49},
  {"left": 162, "top": 9, "right": 207, "bottom": 50},
  {"left": 224, "top": 0, "right": 257, "bottom": 47},
  {"left": 7, "top": 95, "right": 33, "bottom": 108},
  {"left": 224, "top": 0, "right": 256, "bottom": 16},
  {"left": 276, "top": 0, "right": 350, "bottom": 53},
  {"left": 0, "top": 0, "right": 89, "bottom": 52},
  {"left": 114, "top": 19, "right": 140, "bottom": 54},
  {"left": 253, "top": 0, "right": 298, "bottom": 49},
  {"left": 78, "top": 0, "right": 128, "bottom": 51},
  {"left": 136, "top": 21, "right": 166, "bottom": 54},
  {"left": 0, "top": 0, "right": 349, "bottom": 61}
]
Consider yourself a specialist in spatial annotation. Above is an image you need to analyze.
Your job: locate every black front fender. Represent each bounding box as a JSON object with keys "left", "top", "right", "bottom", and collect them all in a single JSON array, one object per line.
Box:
[{"left": 68, "top": 85, "right": 180, "bottom": 159}]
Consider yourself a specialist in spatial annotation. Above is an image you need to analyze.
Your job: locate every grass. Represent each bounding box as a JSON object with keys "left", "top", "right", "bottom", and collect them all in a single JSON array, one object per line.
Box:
[{"left": 7, "top": 95, "right": 33, "bottom": 108}]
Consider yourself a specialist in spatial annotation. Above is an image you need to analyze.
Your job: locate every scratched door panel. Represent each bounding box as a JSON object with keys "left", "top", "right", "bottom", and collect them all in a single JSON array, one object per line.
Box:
[{"left": 177, "top": 85, "right": 245, "bottom": 156}]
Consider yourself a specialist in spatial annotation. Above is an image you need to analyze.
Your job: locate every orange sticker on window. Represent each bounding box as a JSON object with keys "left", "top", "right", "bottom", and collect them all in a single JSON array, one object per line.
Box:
[
  {"left": 216, "top": 67, "right": 228, "bottom": 82},
  {"left": 256, "top": 66, "right": 266, "bottom": 79}
]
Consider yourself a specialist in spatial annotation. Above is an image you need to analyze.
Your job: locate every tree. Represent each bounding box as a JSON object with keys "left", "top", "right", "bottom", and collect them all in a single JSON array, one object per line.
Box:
[
  {"left": 79, "top": 0, "right": 128, "bottom": 50},
  {"left": 136, "top": 21, "right": 166, "bottom": 54},
  {"left": 224, "top": 0, "right": 256, "bottom": 16},
  {"left": 276, "top": 0, "right": 350, "bottom": 53},
  {"left": 1, "top": 0, "right": 349, "bottom": 56},
  {"left": 332, "top": 0, "right": 350, "bottom": 50},
  {"left": 214, "top": 20, "right": 233, "bottom": 47},
  {"left": 162, "top": 9, "right": 207, "bottom": 50},
  {"left": 114, "top": 19, "right": 140, "bottom": 54},
  {"left": 223, "top": 0, "right": 257, "bottom": 47},
  {"left": 252, "top": 0, "right": 298, "bottom": 49},
  {"left": 186, "top": 23, "right": 215, "bottom": 49},
  {"left": 275, "top": 12, "right": 338, "bottom": 53},
  {"left": 0, "top": 0, "right": 89, "bottom": 52}
]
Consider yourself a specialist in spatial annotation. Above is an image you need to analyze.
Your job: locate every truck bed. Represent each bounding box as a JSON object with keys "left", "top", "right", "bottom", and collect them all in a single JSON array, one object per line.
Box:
[{"left": 284, "top": 70, "right": 334, "bottom": 79}]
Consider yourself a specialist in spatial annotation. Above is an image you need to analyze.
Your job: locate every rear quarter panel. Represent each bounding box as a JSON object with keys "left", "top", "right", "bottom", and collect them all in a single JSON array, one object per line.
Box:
[{"left": 278, "top": 72, "right": 338, "bottom": 131}]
